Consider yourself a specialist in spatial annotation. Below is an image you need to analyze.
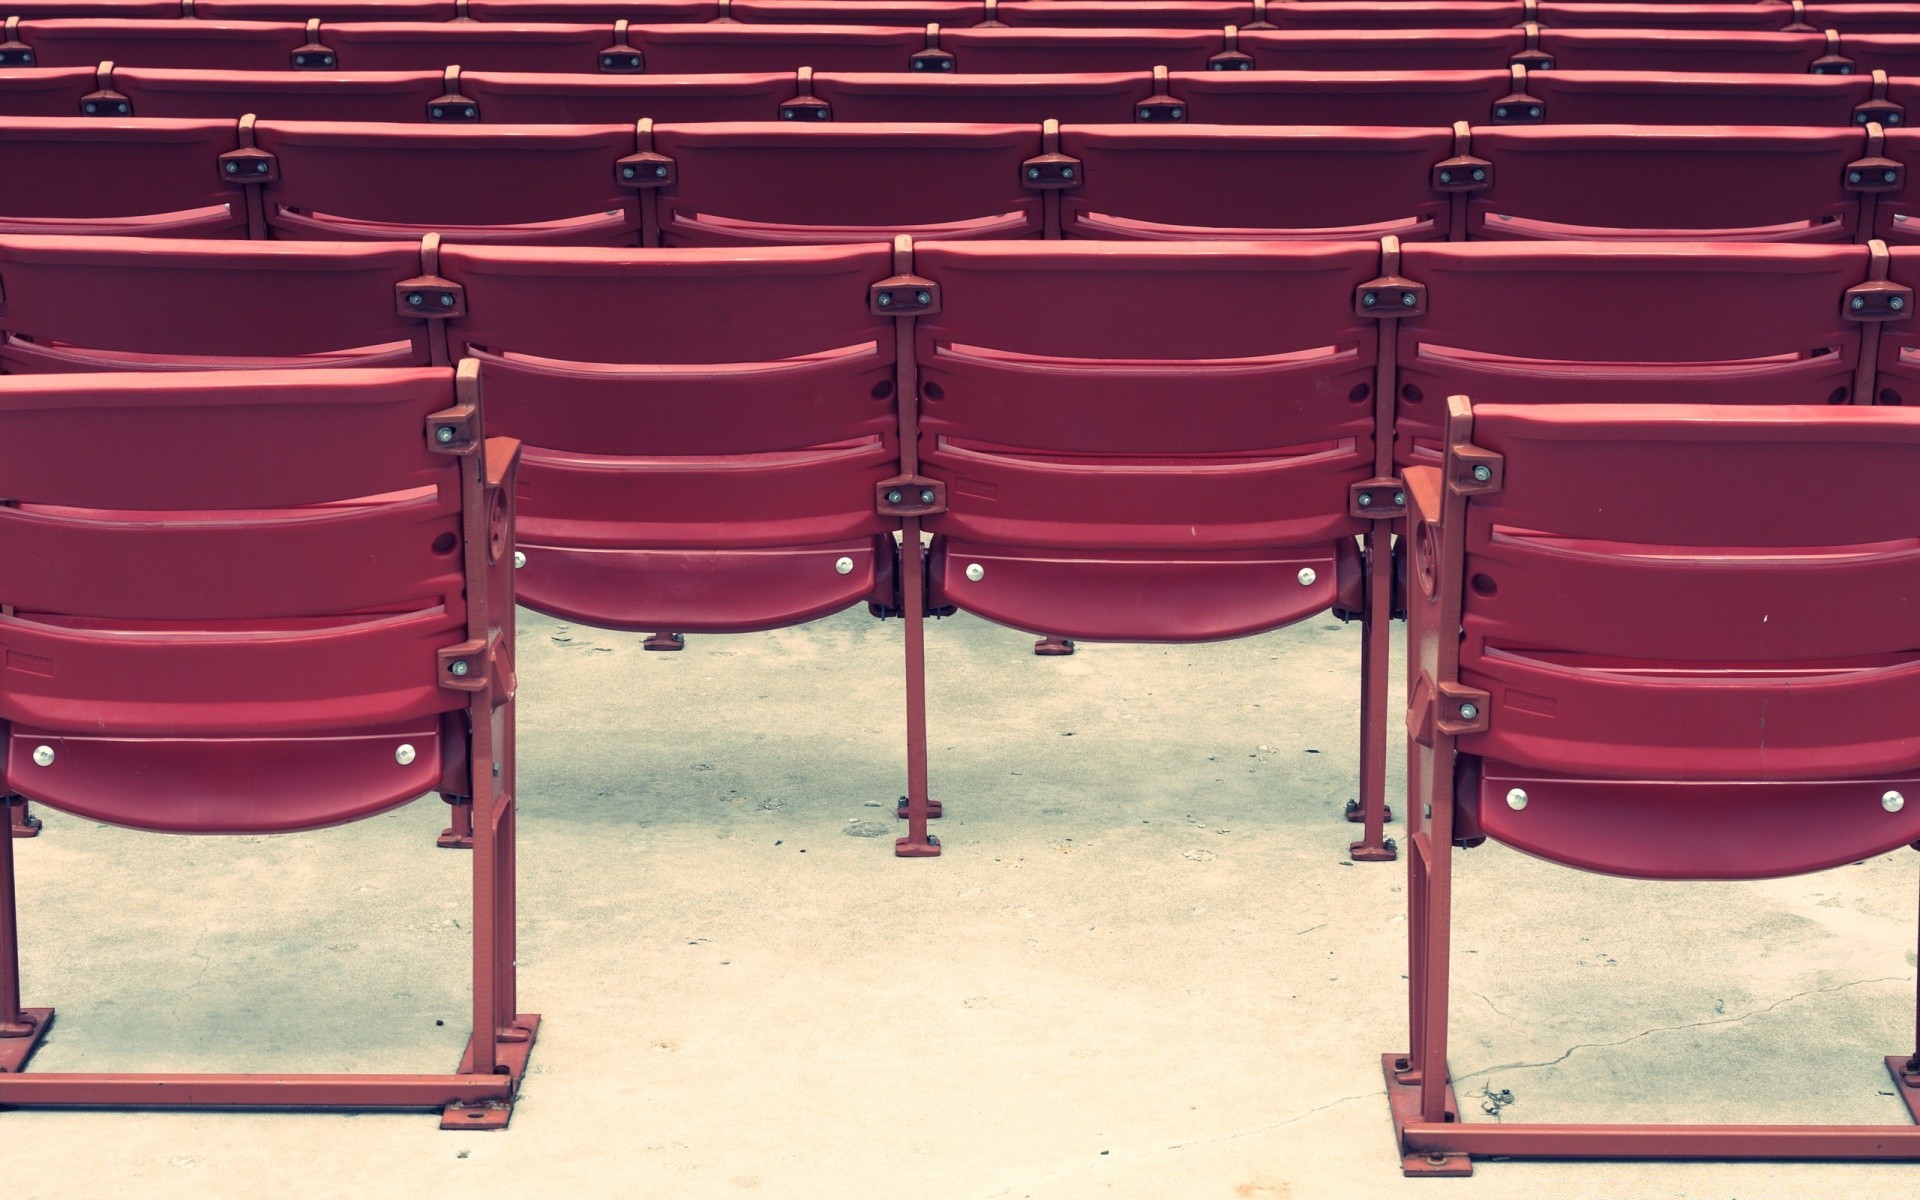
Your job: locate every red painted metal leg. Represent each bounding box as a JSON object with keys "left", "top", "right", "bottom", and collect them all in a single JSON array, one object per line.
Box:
[
  {"left": 1033, "top": 636, "right": 1075, "bottom": 656},
  {"left": 1382, "top": 1053, "right": 1472, "bottom": 1176},
  {"left": 896, "top": 522, "right": 940, "bottom": 859},
  {"left": 1351, "top": 525, "right": 1397, "bottom": 862},
  {"left": 644, "top": 632, "right": 685, "bottom": 651},
  {"left": 0, "top": 801, "right": 53, "bottom": 1066},
  {"left": 438, "top": 794, "right": 474, "bottom": 850},
  {"left": 9, "top": 799, "right": 40, "bottom": 839},
  {"left": 895, "top": 797, "right": 943, "bottom": 819}
]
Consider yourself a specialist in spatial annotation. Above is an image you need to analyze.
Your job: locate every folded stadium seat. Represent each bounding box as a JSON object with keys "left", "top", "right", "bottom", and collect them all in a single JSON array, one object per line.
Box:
[
  {"left": 467, "top": 0, "right": 717, "bottom": 18},
  {"left": 320, "top": 21, "right": 616, "bottom": 72},
  {"left": 1151, "top": 68, "right": 1516, "bottom": 125},
  {"left": 1525, "top": 69, "right": 1877, "bottom": 126},
  {"left": 0, "top": 66, "right": 94, "bottom": 116},
  {"left": 995, "top": 1, "right": 1258, "bottom": 28},
  {"left": 629, "top": 23, "right": 930, "bottom": 72},
  {"left": 196, "top": 0, "right": 458, "bottom": 17},
  {"left": 807, "top": 70, "right": 1149, "bottom": 122},
  {"left": 903, "top": 239, "right": 1395, "bottom": 857},
  {"left": 649, "top": 121, "right": 1045, "bottom": 244},
  {"left": 7, "top": 18, "right": 311, "bottom": 69},
  {"left": 0, "top": 363, "right": 539, "bottom": 1127},
  {"left": 1534, "top": 2, "right": 1800, "bottom": 31},
  {"left": 435, "top": 240, "right": 903, "bottom": 662},
  {"left": 0, "top": 0, "right": 178, "bottom": 14},
  {"left": 111, "top": 67, "right": 445, "bottom": 120},
  {"left": 941, "top": 26, "right": 1228, "bottom": 72},
  {"left": 0, "top": 117, "right": 247, "bottom": 237},
  {"left": 1260, "top": 1, "right": 1527, "bottom": 28},
  {"left": 249, "top": 119, "right": 648, "bottom": 245},
  {"left": 0, "top": 234, "right": 435, "bottom": 371},
  {"left": 1876, "top": 244, "right": 1920, "bottom": 400},
  {"left": 1536, "top": 28, "right": 1840, "bottom": 73},
  {"left": 1386, "top": 395, "right": 1920, "bottom": 1174},
  {"left": 1242, "top": 29, "right": 1525, "bottom": 71},
  {"left": 1805, "top": 5, "right": 1920, "bottom": 35},
  {"left": 730, "top": 0, "right": 990, "bottom": 25},
  {"left": 1056, "top": 124, "right": 1455, "bottom": 239},
  {"left": 1847, "top": 33, "right": 1920, "bottom": 75},
  {"left": 1389, "top": 240, "right": 1870, "bottom": 462},
  {"left": 1462, "top": 124, "right": 1868, "bottom": 241},
  {"left": 457, "top": 69, "right": 792, "bottom": 121}
]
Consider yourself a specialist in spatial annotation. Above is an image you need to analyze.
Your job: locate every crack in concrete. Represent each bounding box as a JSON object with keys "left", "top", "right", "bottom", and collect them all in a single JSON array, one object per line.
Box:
[
  {"left": 1456, "top": 974, "right": 1913, "bottom": 1084},
  {"left": 1470, "top": 989, "right": 1511, "bottom": 1019},
  {"left": 977, "top": 1089, "right": 1381, "bottom": 1200}
]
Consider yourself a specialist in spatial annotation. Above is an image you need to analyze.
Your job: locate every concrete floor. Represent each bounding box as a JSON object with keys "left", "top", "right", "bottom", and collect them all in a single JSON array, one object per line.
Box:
[{"left": 4, "top": 608, "right": 1917, "bottom": 1199}]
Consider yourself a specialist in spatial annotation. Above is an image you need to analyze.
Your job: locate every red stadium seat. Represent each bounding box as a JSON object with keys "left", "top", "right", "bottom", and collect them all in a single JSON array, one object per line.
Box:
[
  {"left": 1535, "top": 2, "right": 1799, "bottom": 30},
  {"left": 1388, "top": 241, "right": 1870, "bottom": 461},
  {"left": 1461, "top": 124, "right": 1868, "bottom": 241},
  {"left": 1153, "top": 68, "right": 1515, "bottom": 125},
  {"left": 631, "top": 22, "right": 929, "bottom": 72},
  {"left": 0, "top": 1, "right": 179, "bottom": 15},
  {"left": 0, "top": 66, "right": 95, "bottom": 116},
  {"left": 1870, "top": 127, "right": 1920, "bottom": 242},
  {"left": 649, "top": 121, "right": 1045, "bottom": 244},
  {"left": 1874, "top": 243, "right": 1920, "bottom": 402},
  {"left": 942, "top": 25, "right": 1227, "bottom": 72},
  {"left": 1386, "top": 393, "right": 1920, "bottom": 1171},
  {"left": 1847, "top": 33, "right": 1920, "bottom": 75},
  {"left": 1243, "top": 28, "right": 1524, "bottom": 71},
  {"left": 249, "top": 119, "right": 648, "bottom": 244},
  {"left": 1261, "top": 1, "right": 1525, "bottom": 28},
  {"left": 0, "top": 117, "right": 247, "bottom": 237},
  {"left": 1805, "top": 5, "right": 1920, "bottom": 35},
  {"left": 0, "top": 234, "right": 434, "bottom": 371},
  {"left": 806, "top": 70, "right": 1148, "bottom": 122},
  {"left": 9, "top": 18, "right": 311, "bottom": 69},
  {"left": 732, "top": 0, "right": 989, "bottom": 25},
  {"left": 996, "top": 1, "right": 1257, "bottom": 29},
  {"left": 1055, "top": 124, "right": 1455, "bottom": 239},
  {"left": 903, "top": 238, "right": 1394, "bottom": 857},
  {"left": 196, "top": 0, "right": 458, "bottom": 17},
  {"left": 436, "top": 241, "right": 902, "bottom": 638},
  {"left": 456, "top": 68, "right": 792, "bottom": 122},
  {"left": 468, "top": 0, "right": 716, "bottom": 18},
  {"left": 321, "top": 20, "right": 616, "bottom": 73},
  {"left": 1537, "top": 28, "right": 1838, "bottom": 73},
  {"left": 0, "top": 363, "right": 538, "bottom": 1127},
  {"left": 112, "top": 67, "right": 445, "bottom": 121},
  {"left": 1523, "top": 69, "right": 1877, "bottom": 126}
]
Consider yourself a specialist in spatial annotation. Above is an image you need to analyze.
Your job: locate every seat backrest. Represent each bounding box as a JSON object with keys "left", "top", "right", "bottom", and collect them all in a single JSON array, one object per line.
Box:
[
  {"left": 1264, "top": 1, "right": 1526, "bottom": 28},
  {"left": 1537, "top": 28, "right": 1830, "bottom": 72},
  {"left": 0, "top": 116, "right": 247, "bottom": 238},
  {"left": 998, "top": 2, "right": 1255, "bottom": 29},
  {"left": 1536, "top": 2, "right": 1799, "bottom": 30},
  {"left": 253, "top": 119, "right": 645, "bottom": 244},
  {"left": 13, "top": 18, "right": 310, "bottom": 69},
  {"left": 1, "top": 1, "right": 180, "bottom": 15},
  {"left": 1392, "top": 241, "right": 1868, "bottom": 460},
  {"left": 322, "top": 20, "right": 613, "bottom": 72},
  {"left": 1525, "top": 70, "right": 1873, "bottom": 127},
  {"left": 1805, "top": 5, "right": 1920, "bottom": 34},
  {"left": 1439, "top": 401, "right": 1920, "bottom": 868},
  {"left": 0, "top": 66, "right": 94, "bottom": 117},
  {"left": 0, "top": 233, "right": 433, "bottom": 371},
  {"left": 632, "top": 22, "right": 927, "bottom": 72},
  {"left": 197, "top": 0, "right": 458, "bottom": 17},
  {"left": 651, "top": 121, "right": 1044, "bottom": 244},
  {"left": 1058, "top": 124, "right": 1454, "bottom": 240},
  {"left": 733, "top": 0, "right": 988, "bottom": 25},
  {"left": 911, "top": 240, "right": 1379, "bottom": 640},
  {"left": 468, "top": 0, "right": 716, "bottom": 19},
  {"left": 809, "top": 71, "right": 1149, "bottom": 123},
  {"left": 0, "top": 367, "right": 478, "bottom": 776},
  {"left": 1159, "top": 69, "right": 1513, "bottom": 126},
  {"left": 1464, "top": 124, "right": 1863, "bottom": 241},
  {"left": 115, "top": 67, "right": 445, "bottom": 121},
  {"left": 1243, "top": 28, "right": 1523, "bottom": 70},
  {"left": 943, "top": 26, "right": 1226, "bottom": 72},
  {"left": 457, "top": 70, "right": 793, "bottom": 122},
  {"left": 437, "top": 241, "right": 900, "bottom": 631}
]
